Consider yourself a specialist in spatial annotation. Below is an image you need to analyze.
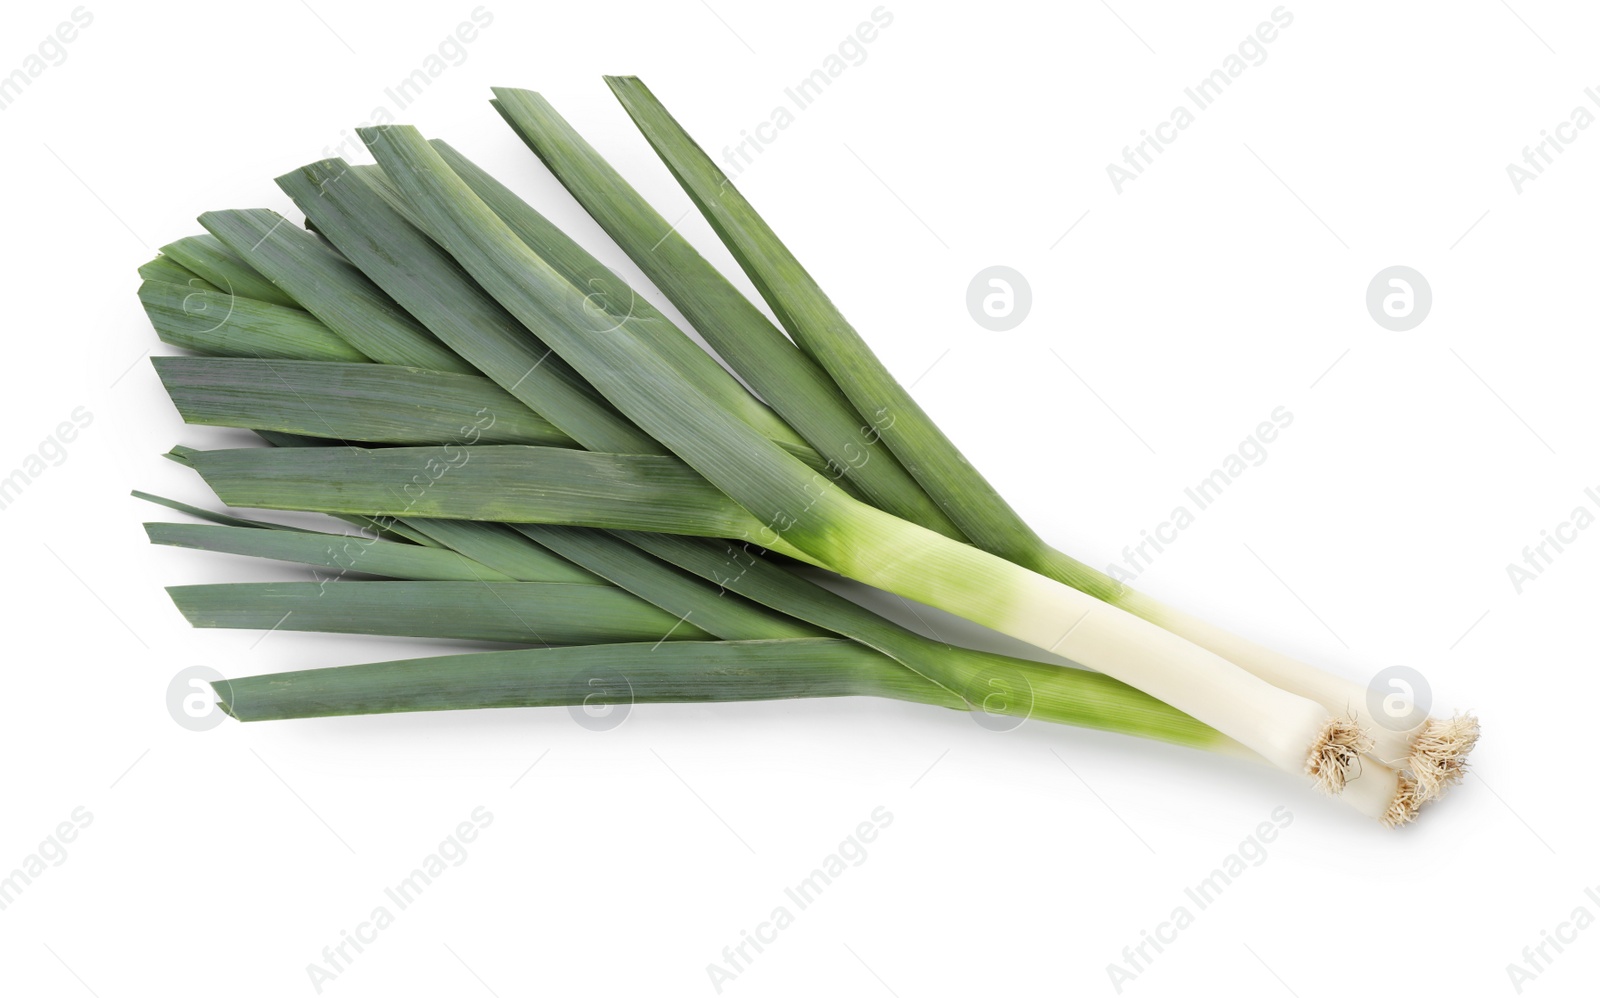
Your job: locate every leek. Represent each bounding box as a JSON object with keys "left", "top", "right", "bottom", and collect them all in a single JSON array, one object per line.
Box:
[{"left": 127, "top": 82, "right": 1470, "bottom": 827}]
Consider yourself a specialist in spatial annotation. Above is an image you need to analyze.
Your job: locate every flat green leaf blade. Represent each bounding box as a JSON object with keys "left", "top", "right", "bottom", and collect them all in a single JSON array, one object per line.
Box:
[
  {"left": 276, "top": 161, "right": 660, "bottom": 455},
  {"left": 214, "top": 637, "right": 956, "bottom": 720},
  {"left": 199, "top": 209, "right": 472, "bottom": 373},
  {"left": 132, "top": 490, "right": 321, "bottom": 532},
  {"left": 625, "top": 531, "right": 930, "bottom": 648},
  {"left": 418, "top": 139, "right": 816, "bottom": 461},
  {"left": 618, "top": 530, "right": 967, "bottom": 702},
  {"left": 513, "top": 524, "right": 821, "bottom": 640},
  {"left": 153, "top": 357, "right": 573, "bottom": 446},
  {"left": 186, "top": 444, "right": 798, "bottom": 548},
  {"left": 207, "top": 621, "right": 1222, "bottom": 747},
  {"left": 224, "top": 434, "right": 608, "bottom": 579},
  {"left": 146, "top": 522, "right": 514, "bottom": 582},
  {"left": 159, "top": 234, "right": 302, "bottom": 309},
  {"left": 525, "top": 526, "right": 1216, "bottom": 746},
  {"left": 139, "top": 256, "right": 217, "bottom": 290},
  {"left": 490, "top": 91, "right": 961, "bottom": 540},
  {"left": 167, "top": 581, "right": 711, "bottom": 643},
  {"left": 620, "top": 531, "right": 1224, "bottom": 744},
  {"left": 357, "top": 125, "right": 862, "bottom": 565},
  {"left": 139, "top": 280, "right": 369, "bottom": 363},
  {"left": 404, "top": 518, "right": 607, "bottom": 585},
  {"left": 603, "top": 77, "right": 1124, "bottom": 596},
  {"left": 242, "top": 432, "right": 445, "bottom": 547}
]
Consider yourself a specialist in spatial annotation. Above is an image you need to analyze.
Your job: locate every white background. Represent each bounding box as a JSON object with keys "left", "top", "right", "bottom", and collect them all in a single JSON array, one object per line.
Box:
[{"left": 1, "top": 1, "right": 1596, "bottom": 995}]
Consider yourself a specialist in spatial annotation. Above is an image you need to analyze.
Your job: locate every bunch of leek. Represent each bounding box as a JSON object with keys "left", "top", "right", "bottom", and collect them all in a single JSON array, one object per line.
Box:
[{"left": 137, "top": 77, "right": 1476, "bottom": 827}]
